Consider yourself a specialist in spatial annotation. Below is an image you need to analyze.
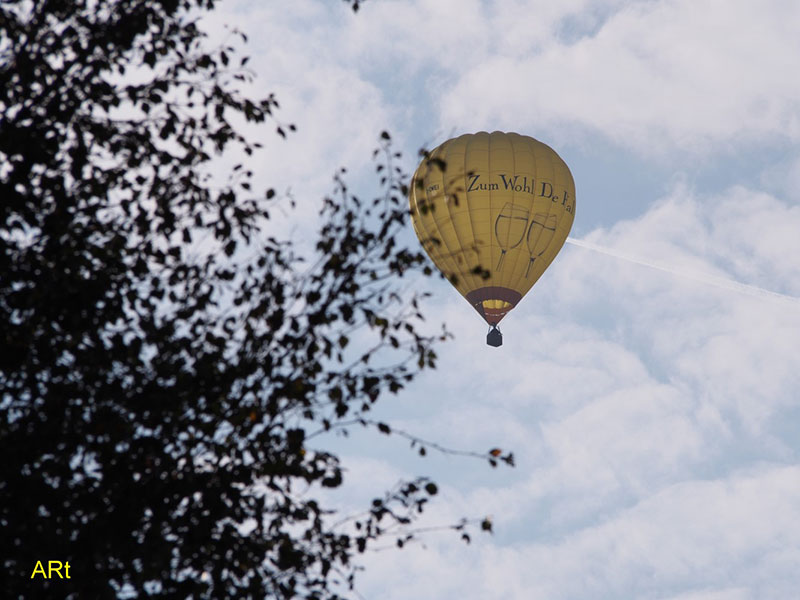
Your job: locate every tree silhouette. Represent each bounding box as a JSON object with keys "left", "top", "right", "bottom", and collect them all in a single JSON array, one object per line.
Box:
[{"left": 0, "top": 1, "right": 510, "bottom": 598}]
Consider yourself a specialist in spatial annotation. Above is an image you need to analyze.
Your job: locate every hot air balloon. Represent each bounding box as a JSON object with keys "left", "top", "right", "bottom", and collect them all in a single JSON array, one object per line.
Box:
[{"left": 409, "top": 131, "right": 575, "bottom": 346}]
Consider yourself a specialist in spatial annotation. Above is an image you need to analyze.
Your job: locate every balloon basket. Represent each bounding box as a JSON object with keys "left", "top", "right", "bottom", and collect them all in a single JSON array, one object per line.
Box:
[{"left": 486, "top": 326, "right": 503, "bottom": 347}]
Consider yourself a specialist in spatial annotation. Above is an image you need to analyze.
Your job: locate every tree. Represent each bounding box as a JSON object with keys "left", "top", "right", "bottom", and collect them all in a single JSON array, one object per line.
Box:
[{"left": 0, "top": 1, "right": 508, "bottom": 598}]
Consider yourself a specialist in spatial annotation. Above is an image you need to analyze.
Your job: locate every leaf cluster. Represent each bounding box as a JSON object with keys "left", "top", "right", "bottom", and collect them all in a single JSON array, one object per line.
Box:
[
  {"left": 0, "top": 2, "right": 507, "bottom": 599},
  {"left": 0, "top": 2, "right": 446, "bottom": 599}
]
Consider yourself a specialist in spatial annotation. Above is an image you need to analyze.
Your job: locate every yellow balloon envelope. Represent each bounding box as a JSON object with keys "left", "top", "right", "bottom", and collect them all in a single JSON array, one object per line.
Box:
[{"left": 409, "top": 131, "right": 575, "bottom": 346}]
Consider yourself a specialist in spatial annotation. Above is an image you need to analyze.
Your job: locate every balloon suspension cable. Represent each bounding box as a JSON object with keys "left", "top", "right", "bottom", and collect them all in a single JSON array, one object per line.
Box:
[{"left": 486, "top": 325, "right": 503, "bottom": 347}]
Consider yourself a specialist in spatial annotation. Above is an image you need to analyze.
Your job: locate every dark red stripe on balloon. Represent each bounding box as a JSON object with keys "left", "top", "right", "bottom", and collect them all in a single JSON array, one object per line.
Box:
[{"left": 465, "top": 287, "right": 522, "bottom": 325}]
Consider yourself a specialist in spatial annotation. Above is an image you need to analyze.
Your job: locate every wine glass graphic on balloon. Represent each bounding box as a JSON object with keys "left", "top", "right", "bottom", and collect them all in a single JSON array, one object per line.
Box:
[
  {"left": 494, "top": 203, "right": 530, "bottom": 271},
  {"left": 525, "top": 213, "right": 558, "bottom": 278}
]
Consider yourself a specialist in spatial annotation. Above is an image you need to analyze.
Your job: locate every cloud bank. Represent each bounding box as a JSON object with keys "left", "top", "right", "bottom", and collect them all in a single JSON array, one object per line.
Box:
[{"left": 205, "top": 1, "right": 800, "bottom": 597}]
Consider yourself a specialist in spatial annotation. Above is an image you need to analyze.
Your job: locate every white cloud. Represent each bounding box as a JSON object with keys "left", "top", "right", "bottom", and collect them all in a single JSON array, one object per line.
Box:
[
  {"left": 207, "top": 0, "right": 800, "bottom": 192},
  {"left": 439, "top": 0, "right": 800, "bottom": 155},
  {"left": 657, "top": 588, "right": 750, "bottom": 600},
  {"left": 197, "top": 3, "right": 800, "bottom": 598},
  {"left": 356, "top": 465, "right": 800, "bottom": 599},
  {"left": 341, "top": 179, "right": 800, "bottom": 598},
  {"left": 759, "top": 152, "right": 800, "bottom": 204},
  {"left": 199, "top": 1, "right": 398, "bottom": 226}
]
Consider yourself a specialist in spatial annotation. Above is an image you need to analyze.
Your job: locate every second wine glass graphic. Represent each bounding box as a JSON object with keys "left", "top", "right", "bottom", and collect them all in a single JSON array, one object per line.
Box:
[
  {"left": 494, "top": 203, "right": 529, "bottom": 271},
  {"left": 525, "top": 213, "right": 557, "bottom": 278}
]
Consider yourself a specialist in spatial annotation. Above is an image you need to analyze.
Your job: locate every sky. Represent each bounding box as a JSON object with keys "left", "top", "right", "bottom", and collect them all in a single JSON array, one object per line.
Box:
[{"left": 204, "top": 1, "right": 800, "bottom": 598}]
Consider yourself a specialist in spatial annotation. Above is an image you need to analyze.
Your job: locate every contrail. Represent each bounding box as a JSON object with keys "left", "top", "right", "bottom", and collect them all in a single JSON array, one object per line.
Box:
[{"left": 565, "top": 237, "right": 800, "bottom": 306}]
